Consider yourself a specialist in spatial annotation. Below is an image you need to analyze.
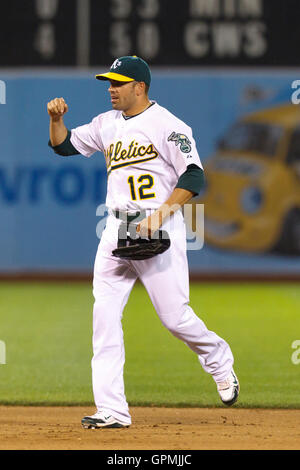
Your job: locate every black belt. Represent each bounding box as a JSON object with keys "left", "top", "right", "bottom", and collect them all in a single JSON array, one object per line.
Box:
[{"left": 112, "top": 210, "right": 147, "bottom": 224}]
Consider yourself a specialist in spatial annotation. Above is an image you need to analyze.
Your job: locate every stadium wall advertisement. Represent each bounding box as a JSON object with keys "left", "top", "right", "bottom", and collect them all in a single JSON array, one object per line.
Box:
[{"left": 0, "top": 71, "right": 300, "bottom": 277}]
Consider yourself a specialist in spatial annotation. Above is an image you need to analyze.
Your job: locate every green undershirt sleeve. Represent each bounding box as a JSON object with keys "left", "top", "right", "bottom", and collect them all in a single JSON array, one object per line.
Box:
[
  {"left": 175, "top": 164, "right": 205, "bottom": 196},
  {"left": 48, "top": 130, "right": 80, "bottom": 156}
]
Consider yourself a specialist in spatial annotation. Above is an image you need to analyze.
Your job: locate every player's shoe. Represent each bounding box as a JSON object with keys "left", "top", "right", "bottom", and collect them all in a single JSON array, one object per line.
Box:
[
  {"left": 81, "top": 411, "right": 130, "bottom": 429},
  {"left": 216, "top": 370, "right": 240, "bottom": 406}
]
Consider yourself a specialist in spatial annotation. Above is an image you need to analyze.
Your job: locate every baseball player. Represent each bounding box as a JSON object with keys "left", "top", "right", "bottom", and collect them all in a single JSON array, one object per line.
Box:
[{"left": 47, "top": 56, "right": 239, "bottom": 429}]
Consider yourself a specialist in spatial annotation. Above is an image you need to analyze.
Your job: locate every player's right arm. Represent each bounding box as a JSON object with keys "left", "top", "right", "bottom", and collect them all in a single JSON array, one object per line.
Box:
[
  {"left": 47, "top": 97, "right": 68, "bottom": 146},
  {"left": 47, "top": 97, "right": 80, "bottom": 156}
]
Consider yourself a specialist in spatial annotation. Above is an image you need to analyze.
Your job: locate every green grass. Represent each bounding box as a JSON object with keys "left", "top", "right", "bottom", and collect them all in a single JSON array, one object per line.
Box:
[{"left": 0, "top": 282, "right": 299, "bottom": 408}]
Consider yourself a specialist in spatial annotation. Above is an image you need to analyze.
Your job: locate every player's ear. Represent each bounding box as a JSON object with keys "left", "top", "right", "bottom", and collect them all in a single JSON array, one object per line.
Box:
[{"left": 135, "top": 81, "right": 145, "bottom": 96}]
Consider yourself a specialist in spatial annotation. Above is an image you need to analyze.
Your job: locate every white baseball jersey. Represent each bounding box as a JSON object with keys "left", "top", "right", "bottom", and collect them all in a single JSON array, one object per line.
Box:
[{"left": 70, "top": 101, "right": 203, "bottom": 211}]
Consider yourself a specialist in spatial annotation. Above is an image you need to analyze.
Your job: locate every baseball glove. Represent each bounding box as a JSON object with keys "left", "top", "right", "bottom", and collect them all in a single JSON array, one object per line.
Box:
[{"left": 112, "top": 223, "right": 171, "bottom": 260}]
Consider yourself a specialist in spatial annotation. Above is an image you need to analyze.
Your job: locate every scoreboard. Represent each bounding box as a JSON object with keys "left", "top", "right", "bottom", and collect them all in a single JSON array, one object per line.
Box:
[
  {"left": 0, "top": 0, "right": 299, "bottom": 67},
  {"left": 0, "top": 1, "right": 77, "bottom": 66}
]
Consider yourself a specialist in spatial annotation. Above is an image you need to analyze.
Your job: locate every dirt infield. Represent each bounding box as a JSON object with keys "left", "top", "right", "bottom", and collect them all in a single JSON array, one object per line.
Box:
[{"left": 0, "top": 406, "right": 299, "bottom": 450}]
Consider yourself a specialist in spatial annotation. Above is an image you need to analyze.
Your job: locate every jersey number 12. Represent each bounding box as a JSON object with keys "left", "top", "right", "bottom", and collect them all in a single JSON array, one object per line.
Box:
[{"left": 127, "top": 174, "right": 155, "bottom": 200}]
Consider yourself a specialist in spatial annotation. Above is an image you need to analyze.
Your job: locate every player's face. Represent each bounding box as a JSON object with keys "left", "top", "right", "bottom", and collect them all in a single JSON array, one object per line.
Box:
[{"left": 108, "top": 80, "right": 139, "bottom": 112}]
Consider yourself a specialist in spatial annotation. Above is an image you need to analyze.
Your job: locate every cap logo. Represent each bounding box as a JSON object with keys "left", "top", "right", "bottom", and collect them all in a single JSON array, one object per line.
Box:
[{"left": 111, "top": 59, "right": 122, "bottom": 69}]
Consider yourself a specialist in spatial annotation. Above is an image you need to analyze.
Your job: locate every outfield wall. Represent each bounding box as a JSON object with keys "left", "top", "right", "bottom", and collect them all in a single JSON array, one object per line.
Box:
[{"left": 0, "top": 69, "right": 300, "bottom": 276}]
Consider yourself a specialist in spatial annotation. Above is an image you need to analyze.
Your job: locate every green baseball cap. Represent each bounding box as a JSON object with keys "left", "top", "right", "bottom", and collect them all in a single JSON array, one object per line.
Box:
[{"left": 95, "top": 56, "right": 151, "bottom": 87}]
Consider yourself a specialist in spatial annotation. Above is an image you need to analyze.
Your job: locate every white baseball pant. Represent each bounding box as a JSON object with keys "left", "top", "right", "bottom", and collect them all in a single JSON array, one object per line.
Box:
[{"left": 91, "top": 210, "right": 234, "bottom": 424}]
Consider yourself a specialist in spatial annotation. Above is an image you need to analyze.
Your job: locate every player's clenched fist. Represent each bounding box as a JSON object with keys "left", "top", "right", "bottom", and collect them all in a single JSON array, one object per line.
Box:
[{"left": 47, "top": 97, "right": 68, "bottom": 119}]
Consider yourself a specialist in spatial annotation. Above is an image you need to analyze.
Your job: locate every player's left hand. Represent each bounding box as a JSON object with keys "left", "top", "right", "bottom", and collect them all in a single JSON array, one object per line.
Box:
[{"left": 136, "top": 213, "right": 161, "bottom": 238}]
